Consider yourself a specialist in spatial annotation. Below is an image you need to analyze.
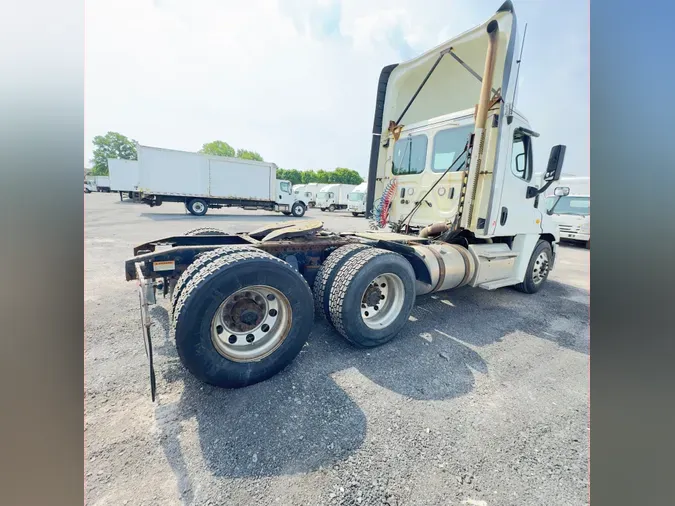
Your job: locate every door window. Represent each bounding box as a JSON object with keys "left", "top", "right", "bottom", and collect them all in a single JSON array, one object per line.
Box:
[
  {"left": 280, "top": 181, "right": 291, "bottom": 193},
  {"left": 511, "top": 129, "right": 533, "bottom": 182}
]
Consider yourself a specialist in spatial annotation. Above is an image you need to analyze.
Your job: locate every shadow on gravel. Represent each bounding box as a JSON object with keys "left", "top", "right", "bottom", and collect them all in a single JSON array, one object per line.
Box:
[{"left": 147, "top": 277, "right": 589, "bottom": 488}]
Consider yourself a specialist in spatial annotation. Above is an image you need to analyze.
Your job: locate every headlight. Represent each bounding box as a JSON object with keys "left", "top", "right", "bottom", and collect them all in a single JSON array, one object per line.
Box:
[{"left": 580, "top": 221, "right": 590, "bottom": 232}]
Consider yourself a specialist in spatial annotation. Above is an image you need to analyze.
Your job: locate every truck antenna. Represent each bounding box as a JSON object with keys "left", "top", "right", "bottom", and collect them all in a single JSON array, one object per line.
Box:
[{"left": 511, "top": 23, "right": 528, "bottom": 111}]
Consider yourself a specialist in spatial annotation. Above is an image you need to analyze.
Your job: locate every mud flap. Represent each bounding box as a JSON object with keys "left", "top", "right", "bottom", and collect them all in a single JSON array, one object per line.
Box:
[{"left": 136, "top": 263, "right": 157, "bottom": 401}]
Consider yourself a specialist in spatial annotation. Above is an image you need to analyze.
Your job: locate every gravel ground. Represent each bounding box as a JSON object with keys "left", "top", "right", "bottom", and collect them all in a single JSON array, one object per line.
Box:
[{"left": 85, "top": 193, "right": 589, "bottom": 506}]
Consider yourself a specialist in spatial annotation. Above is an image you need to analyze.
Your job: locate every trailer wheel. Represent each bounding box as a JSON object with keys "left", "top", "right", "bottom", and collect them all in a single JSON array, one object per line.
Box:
[
  {"left": 173, "top": 250, "right": 314, "bottom": 388},
  {"left": 513, "top": 239, "right": 553, "bottom": 294},
  {"left": 291, "top": 202, "right": 306, "bottom": 217},
  {"left": 184, "top": 227, "right": 226, "bottom": 236},
  {"left": 328, "top": 248, "right": 415, "bottom": 348},
  {"left": 312, "top": 243, "right": 372, "bottom": 321},
  {"left": 187, "top": 198, "right": 208, "bottom": 216},
  {"left": 170, "top": 245, "right": 265, "bottom": 321},
  {"left": 328, "top": 204, "right": 336, "bottom": 212}
]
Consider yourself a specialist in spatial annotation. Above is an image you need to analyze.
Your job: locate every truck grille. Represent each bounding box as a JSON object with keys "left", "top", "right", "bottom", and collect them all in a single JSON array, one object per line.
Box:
[{"left": 558, "top": 224, "right": 581, "bottom": 233}]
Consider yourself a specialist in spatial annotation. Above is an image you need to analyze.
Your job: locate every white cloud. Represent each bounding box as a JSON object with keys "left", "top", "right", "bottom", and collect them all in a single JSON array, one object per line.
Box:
[{"left": 85, "top": 0, "right": 589, "bottom": 176}]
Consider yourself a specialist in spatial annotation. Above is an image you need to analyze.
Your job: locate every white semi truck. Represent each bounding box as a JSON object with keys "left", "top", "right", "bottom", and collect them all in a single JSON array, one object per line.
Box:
[
  {"left": 135, "top": 145, "right": 309, "bottom": 217},
  {"left": 347, "top": 181, "right": 368, "bottom": 216},
  {"left": 316, "top": 184, "right": 357, "bottom": 211},
  {"left": 108, "top": 158, "right": 140, "bottom": 201},
  {"left": 545, "top": 176, "right": 590, "bottom": 249},
  {"left": 125, "top": 1, "right": 568, "bottom": 400}
]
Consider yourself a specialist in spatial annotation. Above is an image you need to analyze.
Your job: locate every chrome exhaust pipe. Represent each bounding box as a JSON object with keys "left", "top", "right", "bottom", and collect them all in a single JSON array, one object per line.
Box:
[
  {"left": 475, "top": 20, "right": 500, "bottom": 130},
  {"left": 462, "top": 19, "right": 499, "bottom": 229}
]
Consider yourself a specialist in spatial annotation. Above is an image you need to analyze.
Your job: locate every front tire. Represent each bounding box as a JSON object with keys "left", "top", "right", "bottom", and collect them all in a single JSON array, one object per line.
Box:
[
  {"left": 328, "top": 248, "right": 415, "bottom": 348},
  {"left": 513, "top": 239, "right": 553, "bottom": 294},
  {"left": 173, "top": 250, "right": 314, "bottom": 388},
  {"left": 291, "top": 202, "right": 306, "bottom": 217},
  {"left": 328, "top": 204, "right": 336, "bottom": 212},
  {"left": 351, "top": 212, "right": 360, "bottom": 217},
  {"left": 187, "top": 198, "right": 208, "bottom": 216}
]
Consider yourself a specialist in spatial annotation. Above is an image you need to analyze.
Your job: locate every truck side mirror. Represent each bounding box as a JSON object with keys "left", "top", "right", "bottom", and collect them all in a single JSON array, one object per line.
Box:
[{"left": 544, "top": 145, "right": 566, "bottom": 182}]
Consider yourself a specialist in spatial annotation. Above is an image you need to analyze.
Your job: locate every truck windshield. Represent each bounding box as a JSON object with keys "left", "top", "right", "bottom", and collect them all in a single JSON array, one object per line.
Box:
[
  {"left": 348, "top": 193, "right": 365, "bottom": 201},
  {"left": 550, "top": 196, "right": 590, "bottom": 216}
]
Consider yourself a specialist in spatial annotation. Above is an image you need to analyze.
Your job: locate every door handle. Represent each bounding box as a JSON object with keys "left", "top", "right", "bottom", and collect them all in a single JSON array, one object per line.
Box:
[{"left": 500, "top": 207, "right": 508, "bottom": 226}]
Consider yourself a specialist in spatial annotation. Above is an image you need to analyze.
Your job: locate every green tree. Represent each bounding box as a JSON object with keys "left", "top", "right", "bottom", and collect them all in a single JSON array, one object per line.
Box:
[
  {"left": 90, "top": 132, "right": 137, "bottom": 175},
  {"left": 200, "top": 140, "right": 235, "bottom": 157},
  {"left": 236, "top": 149, "right": 264, "bottom": 161},
  {"left": 276, "top": 168, "right": 303, "bottom": 185},
  {"left": 333, "top": 167, "right": 363, "bottom": 185},
  {"left": 300, "top": 170, "right": 316, "bottom": 184}
]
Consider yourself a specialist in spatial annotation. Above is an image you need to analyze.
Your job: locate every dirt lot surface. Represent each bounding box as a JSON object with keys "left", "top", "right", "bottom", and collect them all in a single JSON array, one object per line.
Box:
[{"left": 85, "top": 193, "right": 589, "bottom": 506}]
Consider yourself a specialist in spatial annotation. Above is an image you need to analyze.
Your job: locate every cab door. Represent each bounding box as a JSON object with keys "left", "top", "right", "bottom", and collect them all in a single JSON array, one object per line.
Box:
[{"left": 489, "top": 119, "right": 542, "bottom": 236}]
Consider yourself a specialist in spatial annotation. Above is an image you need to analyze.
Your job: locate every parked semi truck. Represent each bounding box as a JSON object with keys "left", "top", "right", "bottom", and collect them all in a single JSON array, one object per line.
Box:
[
  {"left": 316, "top": 184, "right": 357, "bottom": 211},
  {"left": 108, "top": 158, "right": 141, "bottom": 201},
  {"left": 136, "top": 145, "right": 308, "bottom": 217},
  {"left": 545, "top": 176, "right": 590, "bottom": 249},
  {"left": 125, "top": 1, "right": 567, "bottom": 400},
  {"left": 347, "top": 181, "right": 368, "bottom": 216}
]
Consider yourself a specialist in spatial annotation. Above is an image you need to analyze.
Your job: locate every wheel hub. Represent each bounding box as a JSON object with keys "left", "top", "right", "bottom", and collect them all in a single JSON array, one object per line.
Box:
[
  {"left": 364, "top": 285, "right": 383, "bottom": 307},
  {"left": 211, "top": 286, "right": 292, "bottom": 362},
  {"left": 360, "top": 274, "right": 404, "bottom": 329},
  {"left": 532, "top": 251, "right": 550, "bottom": 284}
]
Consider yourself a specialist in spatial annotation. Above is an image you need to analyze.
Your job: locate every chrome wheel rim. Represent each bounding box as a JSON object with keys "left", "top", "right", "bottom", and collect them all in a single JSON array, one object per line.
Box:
[
  {"left": 211, "top": 285, "right": 292, "bottom": 362},
  {"left": 360, "top": 273, "right": 405, "bottom": 329},
  {"left": 192, "top": 201, "right": 205, "bottom": 213},
  {"left": 532, "top": 250, "right": 550, "bottom": 284},
  {"left": 294, "top": 205, "right": 303, "bottom": 215}
]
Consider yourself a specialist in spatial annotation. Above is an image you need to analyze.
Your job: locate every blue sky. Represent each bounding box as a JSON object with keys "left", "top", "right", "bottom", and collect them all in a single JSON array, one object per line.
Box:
[{"left": 85, "top": 0, "right": 588, "bottom": 177}]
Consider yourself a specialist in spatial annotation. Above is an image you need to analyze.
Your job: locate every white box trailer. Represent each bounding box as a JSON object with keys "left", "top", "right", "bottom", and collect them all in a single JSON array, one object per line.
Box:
[
  {"left": 136, "top": 145, "right": 308, "bottom": 217},
  {"left": 347, "top": 181, "right": 368, "bottom": 216},
  {"left": 94, "top": 176, "right": 111, "bottom": 192},
  {"left": 316, "top": 184, "right": 357, "bottom": 211},
  {"left": 108, "top": 158, "right": 140, "bottom": 200}
]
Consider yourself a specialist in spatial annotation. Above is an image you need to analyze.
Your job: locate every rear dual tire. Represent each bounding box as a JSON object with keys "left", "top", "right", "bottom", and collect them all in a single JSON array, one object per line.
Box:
[
  {"left": 173, "top": 250, "right": 314, "bottom": 388},
  {"left": 313, "top": 246, "right": 415, "bottom": 348}
]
